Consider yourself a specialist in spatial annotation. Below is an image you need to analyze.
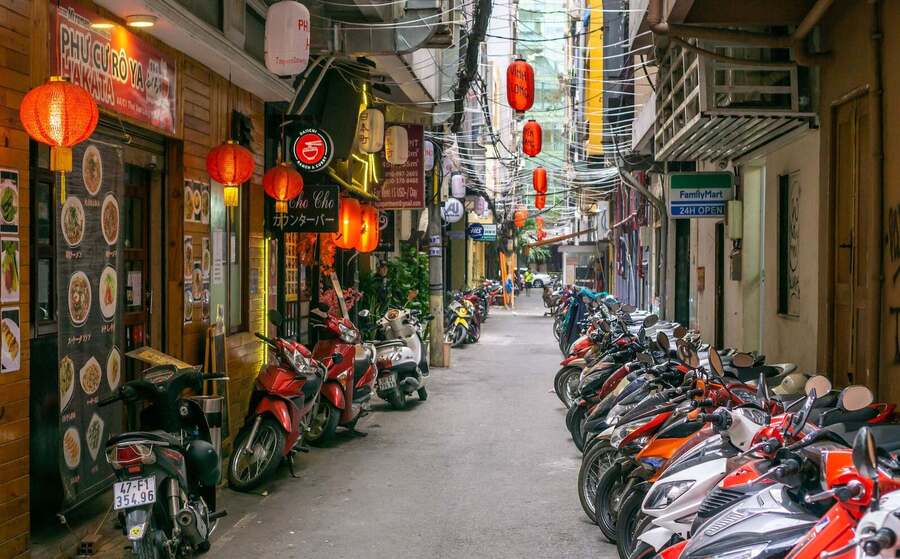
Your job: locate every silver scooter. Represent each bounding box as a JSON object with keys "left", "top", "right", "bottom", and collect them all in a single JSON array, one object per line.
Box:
[{"left": 373, "top": 308, "right": 430, "bottom": 409}]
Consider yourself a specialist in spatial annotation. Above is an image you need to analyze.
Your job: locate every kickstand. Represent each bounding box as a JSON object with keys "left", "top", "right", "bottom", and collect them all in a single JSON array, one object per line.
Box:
[
  {"left": 287, "top": 454, "right": 301, "bottom": 478},
  {"left": 349, "top": 428, "right": 368, "bottom": 438}
]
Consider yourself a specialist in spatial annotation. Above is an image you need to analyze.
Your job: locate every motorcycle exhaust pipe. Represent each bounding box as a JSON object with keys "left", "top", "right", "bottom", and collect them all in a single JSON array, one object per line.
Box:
[
  {"left": 400, "top": 376, "right": 421, "bottom": 390},
  {"left": 176, "top": 508, "right": 203, "bottom": 546}
]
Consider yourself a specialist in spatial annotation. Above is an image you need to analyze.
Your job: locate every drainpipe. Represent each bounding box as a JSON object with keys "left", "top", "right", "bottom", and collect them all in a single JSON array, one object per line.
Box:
[
  {"left": 647, "top": 0, "right": 833, "bottom": 65},
  {"left": 870, "top": 0, "right": 884, "bottom": 392},
  {"left": 619, "top": 168, "right": 668, "bottom": 320}
]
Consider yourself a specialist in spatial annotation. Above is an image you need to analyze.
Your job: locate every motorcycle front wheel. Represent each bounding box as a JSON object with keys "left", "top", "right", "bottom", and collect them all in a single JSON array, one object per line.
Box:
[
  {"left": 386, "top": 385, "right": 407, "bottom": 410},
  {"left": 616, "top": 485, "right": 650, "bottom": 559},
  {"left": 228, "top": 417, "right": 285, "bottom": 492}
]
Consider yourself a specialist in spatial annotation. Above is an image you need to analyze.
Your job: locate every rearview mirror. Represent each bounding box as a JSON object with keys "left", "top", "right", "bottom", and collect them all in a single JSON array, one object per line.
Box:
[
  {"left": 673, "top": 325, "right": 687, "bottom": 339},
  {"left": 655, "top": 331, "right": 670, "bottom": 351},
  {"left": 268, "top": 309, "right": 284, "bottom": 327},
  {"left": 642, "top": 314, "right": 659, "bottom": 328},
  {"left": 805, "top": 375, "right": 832, "bottom": 396},
  {"left": 852, "top": 427, "right": 879, "bottom": 480},
  {"left": 707, "top": 347, "right": 724, "bottom": 376},
  {"left": 839, "top": 385, "right": 874, "bottom": 412},
  {"left": 731, "top": 352, "right": 754, "bottom": 368}
]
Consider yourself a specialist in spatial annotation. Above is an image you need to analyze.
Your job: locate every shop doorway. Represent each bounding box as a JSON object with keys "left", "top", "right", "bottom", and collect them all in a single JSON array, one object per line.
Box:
[
  {"left": 831, "top": 93, "right": 877, "bottom": 391},
  {"left": 674, "top": 219, "right": 690, "bottom": 326},
  {"left": 122, "top": 165, "right": 151, "bottom": 354}
]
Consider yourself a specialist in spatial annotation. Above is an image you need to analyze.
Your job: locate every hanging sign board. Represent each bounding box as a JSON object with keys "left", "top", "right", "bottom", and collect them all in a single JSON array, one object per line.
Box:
[
  {"left": 441, "top": 198, "right": 464, "bottom": 223},
  {"left": 57, "top": 139, "right": 124, "bottom": 508},
  {"left": 375, "top": 124, "right": 425, "bottom": 210},
  {"left": 52, "top": 1, "right": 177, "bottom": 135},
  {"left": 467, "top": 223, "right": 497, "bottom": 242},
  {"left": 270, "top": 184, "right": 339, "bottom": 232},
  {"left": 290, "top": 128, "right": 334, "bottom": 172},
  {"left": 376, "top": 210, "right": 395, "bottom": 252},
  {"left": 668, "top": 172, "right": 733, "bottom": 218}
]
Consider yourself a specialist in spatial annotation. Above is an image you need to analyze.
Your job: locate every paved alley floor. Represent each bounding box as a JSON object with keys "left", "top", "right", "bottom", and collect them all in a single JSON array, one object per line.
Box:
[{"left": 206, "top": 294, "right": 615, "bottom": 559}]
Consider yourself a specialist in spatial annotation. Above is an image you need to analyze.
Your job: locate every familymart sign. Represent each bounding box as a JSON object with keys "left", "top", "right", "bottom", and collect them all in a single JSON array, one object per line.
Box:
[{"left": 668, "top": 172, "right": 734, "bottom": 218}]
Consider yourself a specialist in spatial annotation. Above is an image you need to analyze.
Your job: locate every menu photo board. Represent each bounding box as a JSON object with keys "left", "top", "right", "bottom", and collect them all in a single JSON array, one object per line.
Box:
[
  {"left": 269, "top": 184, "right": 339, "bottom": 233},
  {"left": 58, "top": 139, "right": 124, "bottom": 508},
  {"left": 376, "top": 124, "right": 425, "bottom": 210},
  {"left": 52, "top": 0, "right": 177, "bottom": 135}
]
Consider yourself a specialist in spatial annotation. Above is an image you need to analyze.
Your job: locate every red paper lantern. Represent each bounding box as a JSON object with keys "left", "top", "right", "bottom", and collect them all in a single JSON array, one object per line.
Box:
[
  {"left": 523, "top": 120, "right": 542, "bottom": 156},
  {"left": 263, "top": 162, "right": 304, "bottom": 215},
  {"left": 514, "top": 205, "right": 527, "bottom": 228},
  {"left": 334, "top": 197, "right": 362, "bottom": 249},
  {"left": 207, "top": 140, "right": 255, "bottom": 207},
  {"left": 533, "top": 167, "right": 547, "bottom": 194},
  {"left": 506, "top": 58, "right": 534, "bottom": 113},
  {"left": 20, "top": 76, "right": 99, "bottom": 202},
  {"left": 356, "top": 204, "right": 380, "bottom": 253},
  {"left": 536, "top": 216, "right": 546, "bottom": 241},
  {"left": 535, "top": 194, "right": 546, "bottom": 210}
]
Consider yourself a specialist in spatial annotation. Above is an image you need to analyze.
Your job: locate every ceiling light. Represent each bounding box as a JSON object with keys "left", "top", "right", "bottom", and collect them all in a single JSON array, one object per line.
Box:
[
  {"left": 90, "top": 21, "right": 115, "bottom": 29},
  {"left": 126, "top": 14, "right": 157, "bottom": 28}
]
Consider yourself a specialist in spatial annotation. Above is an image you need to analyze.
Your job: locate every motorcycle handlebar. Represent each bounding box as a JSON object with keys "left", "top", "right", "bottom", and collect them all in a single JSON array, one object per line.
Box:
[
  {"left": 862, "top": 529, "right": 897, "bottom": 556},
  {"left": 98, "top": 391, "right": 119, "bottom": 407}
]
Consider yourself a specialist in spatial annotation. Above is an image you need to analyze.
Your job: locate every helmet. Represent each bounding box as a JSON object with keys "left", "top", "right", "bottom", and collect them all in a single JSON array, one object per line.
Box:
[
  {"left": 186, "top": 440, "right": 221, "bottom": 487},
  {"left": 771, "top": 372, "right": 808, "bottom": 396}
]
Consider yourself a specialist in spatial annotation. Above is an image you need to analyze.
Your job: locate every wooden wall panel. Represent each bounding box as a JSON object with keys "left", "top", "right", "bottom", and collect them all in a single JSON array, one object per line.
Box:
[{"left": 0, "top": 0, "right": 33, "bottom": 555}]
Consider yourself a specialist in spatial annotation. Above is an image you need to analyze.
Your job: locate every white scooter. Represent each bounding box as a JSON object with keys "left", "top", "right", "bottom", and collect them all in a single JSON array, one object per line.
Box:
[{"left": 373, "top": 308, "right": 430, "bottom": 409}]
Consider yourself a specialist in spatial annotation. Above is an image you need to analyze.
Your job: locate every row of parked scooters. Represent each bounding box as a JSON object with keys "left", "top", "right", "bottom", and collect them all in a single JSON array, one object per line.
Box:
[
  {"left": 97, "top": 303, "right": 432, "bottom": 558},
  {"left": 444, "top": 285, "right": 491, "bottom": 347},
  {"left": 548, "top": 288, "right": 900, "bottom": 559}
]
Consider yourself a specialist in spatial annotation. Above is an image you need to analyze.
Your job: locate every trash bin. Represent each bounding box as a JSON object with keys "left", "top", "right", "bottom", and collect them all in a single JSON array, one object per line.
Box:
[{"left": 189, "top": 395, "right": 225, "bottom": 457}]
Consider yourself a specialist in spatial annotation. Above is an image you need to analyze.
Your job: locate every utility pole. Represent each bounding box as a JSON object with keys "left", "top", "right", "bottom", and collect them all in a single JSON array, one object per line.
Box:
[{"left": 428, "top": 143, "right": 448, "bottom": 367}]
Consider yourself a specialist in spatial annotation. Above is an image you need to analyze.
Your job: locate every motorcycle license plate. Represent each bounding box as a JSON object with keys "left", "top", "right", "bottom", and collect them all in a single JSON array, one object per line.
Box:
[
  {"left": 113, "top": 477, "right": 157, "bottom": 510},
  {"left": 378, "top": 376, "right": 397, "bottom": 391}
]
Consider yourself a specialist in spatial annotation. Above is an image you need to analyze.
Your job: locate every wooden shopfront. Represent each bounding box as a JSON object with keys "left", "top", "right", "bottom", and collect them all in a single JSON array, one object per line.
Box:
[{"left": 26, "top": 0, "right": 273, "bottom": 542}]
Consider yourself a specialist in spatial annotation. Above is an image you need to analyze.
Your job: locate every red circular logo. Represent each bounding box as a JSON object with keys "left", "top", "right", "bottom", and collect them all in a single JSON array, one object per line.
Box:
[{"left": 291, "top": 128, "right": 332, "bottom": 172}]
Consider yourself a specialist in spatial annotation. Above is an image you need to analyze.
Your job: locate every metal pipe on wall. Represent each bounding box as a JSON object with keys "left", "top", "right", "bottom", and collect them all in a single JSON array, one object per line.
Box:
[{"left": 869, "top": 0, "right": 884, "bottom": 392}]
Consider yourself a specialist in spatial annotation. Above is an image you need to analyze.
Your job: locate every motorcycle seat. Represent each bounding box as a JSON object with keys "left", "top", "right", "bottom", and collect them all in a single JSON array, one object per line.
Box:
[
  {"left": 374, "top": 340, "right": 405, "bottom": 350},
  {"left": 107, "top": 430, "right": 181, "bottom": 448},
  {"left": 825, "top": 423, "right": 900, "bottom": 452}
]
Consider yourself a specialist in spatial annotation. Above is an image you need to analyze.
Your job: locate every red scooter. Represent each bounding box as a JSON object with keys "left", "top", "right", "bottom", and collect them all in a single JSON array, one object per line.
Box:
[
  {"left": 227, "top": 312, "right": 324, "bottom": 491},
  {"left": 308, "top": 304, "right": 378, "bottom": 445}
]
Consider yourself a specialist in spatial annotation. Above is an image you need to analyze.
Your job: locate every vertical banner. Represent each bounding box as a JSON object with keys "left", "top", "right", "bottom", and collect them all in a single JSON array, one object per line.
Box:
[
  {"left": 58, "top": 139, "right": 124, "bottom": 507},
  {"left": 375, "top": 124, "right": 425, "bottom": 210}
]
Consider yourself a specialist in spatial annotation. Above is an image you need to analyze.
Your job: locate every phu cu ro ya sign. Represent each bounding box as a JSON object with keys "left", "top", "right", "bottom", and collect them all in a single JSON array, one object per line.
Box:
[{"left": 668, "top": 172, "right": 734, "bottom": 218}]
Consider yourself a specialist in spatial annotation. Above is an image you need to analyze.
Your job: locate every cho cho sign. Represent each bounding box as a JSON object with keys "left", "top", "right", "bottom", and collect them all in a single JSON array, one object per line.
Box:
[
  {"left": 52, "top": 0, "right": 177, "bottom": 134},
  {"left": 270, "top": 184, "right": 339, "bottom": 233},
  {"left": 376, "top": 124, "right": 424, "bottom": 210}
]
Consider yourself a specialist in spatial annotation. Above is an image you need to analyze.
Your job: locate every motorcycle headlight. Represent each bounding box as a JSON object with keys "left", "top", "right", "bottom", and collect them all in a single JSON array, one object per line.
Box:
[
  {"left": 610, "top": 417, "right": 651, "bottom": 448},
  {"left": 699, "top": 543, "right": 768, "bottom": 559},
  {"left": 645, "top": 480, "right": 694, "bottom": 510},
  {"left": 338, "top": 323, "right": 359, "bottom": 343}
]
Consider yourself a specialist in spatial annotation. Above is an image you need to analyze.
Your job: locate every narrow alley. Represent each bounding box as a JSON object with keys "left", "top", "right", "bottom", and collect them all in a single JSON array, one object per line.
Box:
[{"left": 207, "top": 295, "right": 613, "bottom": 558}]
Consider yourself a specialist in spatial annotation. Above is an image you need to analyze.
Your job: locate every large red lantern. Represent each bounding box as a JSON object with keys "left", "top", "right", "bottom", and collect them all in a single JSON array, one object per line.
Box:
[
  {"left": 263, "top": 162, "right": 304, "bottom": 215},
  {"left": 207, "top": 140, "right": 255, "bottom": 207},
  {"left": 523, "top": 120, "right": 542, "bottom": 156},
  {"left": 334, "top": 197, "right": 362, "bottom": 249},
  {"left": 20, "top": 76, "right": 99, "bottom": 203},
  {"left": 506, "top": 58, "right": 535, "bottom": 113},
  {"left": 535, "top": 194, "right": 546, "bottom": 210},
  {"left": 514, "top": 205, "right": 527, "bottom": 228},
  {"left": 533, "top": 167, "right": 547, "bottom": 194},
  {"left": 356, "top": 204, "right": 380, "bottom": 253}
]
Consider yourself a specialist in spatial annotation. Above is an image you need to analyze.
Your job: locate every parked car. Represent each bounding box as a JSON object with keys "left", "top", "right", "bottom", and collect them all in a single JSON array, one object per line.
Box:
[{"left": 531, "top": 272, "right": 553, "bottom": 287}]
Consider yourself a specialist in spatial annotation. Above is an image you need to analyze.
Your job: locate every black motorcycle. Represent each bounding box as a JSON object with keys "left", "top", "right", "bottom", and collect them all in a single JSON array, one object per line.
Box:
[{"left": 99, "top": 365, "right": 227, "bottom": 558}]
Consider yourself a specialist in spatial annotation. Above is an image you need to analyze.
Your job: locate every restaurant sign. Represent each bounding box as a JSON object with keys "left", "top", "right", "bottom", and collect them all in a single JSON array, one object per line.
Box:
[
  {"left": 269, "top": 184, "right": 339, "bottom": 233},
  {"left": 52, "top": 1, "right": 177, "bottom": 135},
  {"left": 376, "top": 124, "right": 425, "bottom": 210}
]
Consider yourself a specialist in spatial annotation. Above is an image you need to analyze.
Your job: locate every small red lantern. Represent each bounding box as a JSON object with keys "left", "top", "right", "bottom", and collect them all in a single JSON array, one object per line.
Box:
[
  {"left": 514, "top": 205, "right": 527, "bottom": 228},
  {"left": 536, "top": 216, "right": 545, "bottom": 240},
  {"left": 20, "top": 76, "right": 99, "bottom": 203},
  {"left": 506, "top": 58, "right": 535, "bottom": 113},
  {"left": 356, "top": 204, "right": 380, "bottom": 253},
  {"left": 533, "top": 167, "right": 547, "bottom": 194},
  {"left": 334, "top": 197, "right": 362, "bottom": 250},
  {"left": 535, "top": 194, "right": 546, "bottom": 210},
  {"left": 207, "top": 140, "right": 255, "bottom": 207},
  {"left": 263, "top": 162, "right": 304, "bottom": 215},
  {"left": 523, "top": 120, "right": 542, "bottom": 157}
]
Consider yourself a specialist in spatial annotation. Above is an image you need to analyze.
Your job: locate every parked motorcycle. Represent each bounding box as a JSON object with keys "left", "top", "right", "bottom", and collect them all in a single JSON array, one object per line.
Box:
[
  {"left": 99, "top": 365, "right": 227, "bottom": 558},
  {"left": 374, "top": 308, "right": 430, "bottom": 409},
  {"left": 227, "top": 313, "right": 324, "bottom": 491},
  {"left": 308, "top": 304, "right": 378, "bottom": 445},
  {"left": 445, "top": 297, "right": 476, "bottom": 347}
]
